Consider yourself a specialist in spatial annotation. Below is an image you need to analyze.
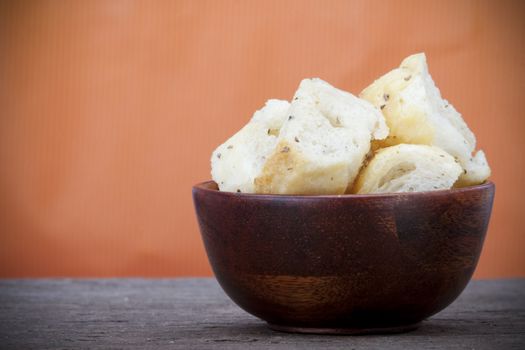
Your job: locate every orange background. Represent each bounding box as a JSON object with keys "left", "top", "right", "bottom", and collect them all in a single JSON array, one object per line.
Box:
[{"left": 0, "top": 0, "right": 524, "bottom": 278}]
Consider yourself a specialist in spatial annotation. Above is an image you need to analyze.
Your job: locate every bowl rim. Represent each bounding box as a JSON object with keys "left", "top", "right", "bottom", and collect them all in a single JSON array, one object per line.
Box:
[{"left": 193, "top": 180, "right": 495, "bottom": 200}]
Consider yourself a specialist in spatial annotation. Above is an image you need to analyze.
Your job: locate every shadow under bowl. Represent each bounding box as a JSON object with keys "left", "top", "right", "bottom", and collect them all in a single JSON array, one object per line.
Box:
[{"left": 192, "top": 181, "right": 495, "bottom": 334}]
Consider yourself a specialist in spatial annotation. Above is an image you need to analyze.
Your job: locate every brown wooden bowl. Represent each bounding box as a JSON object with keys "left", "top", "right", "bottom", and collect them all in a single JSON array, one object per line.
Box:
[{"left": 192, "top": 180, "right": 495, "bottom": 334}]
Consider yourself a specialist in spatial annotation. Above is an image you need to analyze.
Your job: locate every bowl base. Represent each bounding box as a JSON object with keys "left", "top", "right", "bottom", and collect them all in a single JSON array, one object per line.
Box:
[{"left": 267, "top": 322, "right": 421, "bottom": 335}]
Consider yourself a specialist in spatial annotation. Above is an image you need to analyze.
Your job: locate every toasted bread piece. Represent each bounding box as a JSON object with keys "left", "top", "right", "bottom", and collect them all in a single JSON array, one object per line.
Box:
[
  {"left": 254, "top": 78, "right": 388, "bottom": 195},
  {"left": 211, "top": 99, "right": 290, "bottom": 193},
  {"left": 360, "top": 53, "right": 490, "bottom": 186},
  {"left": 353, "top": 144, "right": 463, "bottom": 194}
]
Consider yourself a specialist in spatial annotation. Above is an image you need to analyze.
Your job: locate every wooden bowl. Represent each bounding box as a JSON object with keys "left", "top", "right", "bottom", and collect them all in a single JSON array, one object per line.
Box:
[{"left": 192, "top": 181, "right": 495, "bottom": 334}]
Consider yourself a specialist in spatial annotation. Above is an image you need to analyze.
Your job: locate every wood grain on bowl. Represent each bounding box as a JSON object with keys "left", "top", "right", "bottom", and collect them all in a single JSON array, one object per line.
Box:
[{"left": 192, "top": 181, "right": 495, "bottom": 334}]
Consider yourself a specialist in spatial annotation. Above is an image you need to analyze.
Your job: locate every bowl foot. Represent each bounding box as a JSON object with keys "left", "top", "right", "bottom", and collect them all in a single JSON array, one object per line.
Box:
[{"left": 267, "top": 322, "right": 421, "bottom": 335}]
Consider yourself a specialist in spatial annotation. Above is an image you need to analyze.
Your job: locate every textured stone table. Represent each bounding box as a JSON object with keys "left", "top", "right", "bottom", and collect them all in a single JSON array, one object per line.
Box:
[{"left": 0, "top": 278, "right": 524, "bottom": 349}]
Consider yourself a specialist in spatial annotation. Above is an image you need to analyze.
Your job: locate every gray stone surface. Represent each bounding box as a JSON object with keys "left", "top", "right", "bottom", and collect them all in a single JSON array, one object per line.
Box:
[{"left": 0, "top": 278, "right": 524, "bottom": 349}]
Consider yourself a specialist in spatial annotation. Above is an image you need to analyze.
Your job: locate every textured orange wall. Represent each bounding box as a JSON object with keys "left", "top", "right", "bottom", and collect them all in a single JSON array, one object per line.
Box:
[{"left": 0, "top": 0, "right": 524, "bottom": 278}]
